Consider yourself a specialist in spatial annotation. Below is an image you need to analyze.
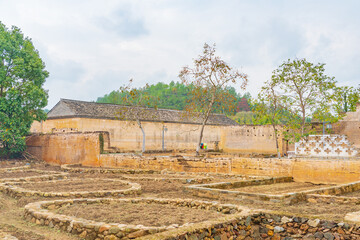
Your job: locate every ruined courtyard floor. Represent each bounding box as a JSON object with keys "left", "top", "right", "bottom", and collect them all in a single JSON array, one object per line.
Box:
[{"left": 1, "top": 160, "right": 360, "bottom": 240}]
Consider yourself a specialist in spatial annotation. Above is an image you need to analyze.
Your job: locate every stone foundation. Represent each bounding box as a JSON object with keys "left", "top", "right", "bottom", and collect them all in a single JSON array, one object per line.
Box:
[
  {"left": 0, "top": 178, "right": 141, "bottom": 198},
  {"left": 0, "top": 165, "right": 30, "bottom": 172},
  {"left": 140, "top": 213, "right": 359, "bottom": 240},
  {"left": 24, "top": 197, "right": 249, "bottom": 240},
  {"left": 0, "top": 169, "right": 68, "bottom": 183}
]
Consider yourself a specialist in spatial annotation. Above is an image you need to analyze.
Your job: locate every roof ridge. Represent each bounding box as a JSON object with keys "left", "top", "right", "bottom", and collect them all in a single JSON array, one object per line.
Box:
[{"left": 59, "top": 98, "right": 228, "bottom": 117}]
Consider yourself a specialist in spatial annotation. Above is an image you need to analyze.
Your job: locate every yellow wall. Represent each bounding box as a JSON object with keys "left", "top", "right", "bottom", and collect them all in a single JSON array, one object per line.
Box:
[
  {"left": 31, "top": 118, "right": 282, "bottom": 154},
  {"left": 220, "top": 125, "right": 284, "bottom": 154},
  {"left": 27, "top": 132, "right": 360, "bottom": 184},
  {"left": 31, "top": 118, "right": 222, "bottom": 151},
  {"left": 99, "top": 155, "right": 360, "bottom": 184},
  {"left": 26, "top": 132, "right": 100, "bottom": 167}
]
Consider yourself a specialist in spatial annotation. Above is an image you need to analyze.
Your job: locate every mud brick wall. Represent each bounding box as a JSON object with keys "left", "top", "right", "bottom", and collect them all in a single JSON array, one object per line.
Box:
[
  {"left": 26, "top": 132, "right": 360, "bottom": 184},
  {"left": 219, "top": 125, "right": 285, "bottom": 154},
  {"left": 26, "top": 132, "right": 104, "bottom": 166},
  {"left": 30, "top": 118, "right": 283, "bottom": 154},
  {"left": 333, "top": 121, "right": 360, "bottom": 149}
]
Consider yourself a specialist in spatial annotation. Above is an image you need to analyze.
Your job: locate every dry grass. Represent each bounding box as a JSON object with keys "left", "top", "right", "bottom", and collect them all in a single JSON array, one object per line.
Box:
[
  {"left": 231, "top": 182, "right": 334, "bottom": 194},
  {"left": 56, "top": 201, "right": 225, "bottom": 227},
  {"left": 19, "top": 179, "right": 129, "bottom": 192}
]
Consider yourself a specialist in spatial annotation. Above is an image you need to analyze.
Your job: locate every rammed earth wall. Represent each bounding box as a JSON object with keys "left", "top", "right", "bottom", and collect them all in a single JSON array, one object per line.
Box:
[
  {"left": 27, "top": 132, "right": 360, "bottom": 184},
  {"left": 30, "top": 118, "right": 284, "bottom": 154}
]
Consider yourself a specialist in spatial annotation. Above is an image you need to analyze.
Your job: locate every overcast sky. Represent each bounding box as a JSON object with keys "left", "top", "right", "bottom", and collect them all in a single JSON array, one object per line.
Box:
[{"left": 1, "top": 0, "right": 359, "bottom": 109}]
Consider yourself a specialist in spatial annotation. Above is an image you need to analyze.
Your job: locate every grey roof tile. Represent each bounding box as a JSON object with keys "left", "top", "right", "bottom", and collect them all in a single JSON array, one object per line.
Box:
[{"left": 47, "top": 99, "right": 239, "bottom": 126}]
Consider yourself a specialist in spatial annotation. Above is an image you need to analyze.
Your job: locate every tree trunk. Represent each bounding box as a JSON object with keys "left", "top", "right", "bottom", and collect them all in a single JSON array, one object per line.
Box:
[
  {"left": 301, "top": 110, "right": 306, "bottom": 136},
  {"left": 273, "top": 124, "right": 281, "bottom": 158},
  {"left": 136, "top": 120, "right": 145, "bottom": 153},
  {"left": 196, "top": 122, "right": 206, "bottom": 155},
  {"left": 196, "top": 101, "right": 214, "bottom": 156}
]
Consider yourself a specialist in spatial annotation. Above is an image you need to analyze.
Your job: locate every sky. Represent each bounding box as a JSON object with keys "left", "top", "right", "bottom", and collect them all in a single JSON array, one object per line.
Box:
[{"left": 1, "top": 0, "right": 359, "bottom": 109}]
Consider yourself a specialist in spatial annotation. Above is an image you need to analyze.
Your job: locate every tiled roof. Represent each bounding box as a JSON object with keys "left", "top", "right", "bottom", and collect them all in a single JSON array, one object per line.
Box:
[{"left": 47, "top": 99, "right": 239, "bottom": 126}]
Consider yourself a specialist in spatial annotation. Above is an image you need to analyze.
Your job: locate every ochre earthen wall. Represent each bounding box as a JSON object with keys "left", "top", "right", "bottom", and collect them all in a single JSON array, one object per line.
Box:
[
  {"left": 220, "top": 125, "right": 284, "bottom": 154},
  {"left": 333, "top": 121, "right": 360, "bottom": 149},
  {"left": 26, "top": 132, "right": 101, "bottom": 166},
  {"left": 27, "top": 132, "right": 360, "bottom": 184},
  {"left": 100, "top": 155, "right": 360, "bottom": 184},
  {"left": 30, "top": 118, "right": 282, "bottom": 154},
  {"left": 31, "top": 118, "right": 223, "bottom": 152}
]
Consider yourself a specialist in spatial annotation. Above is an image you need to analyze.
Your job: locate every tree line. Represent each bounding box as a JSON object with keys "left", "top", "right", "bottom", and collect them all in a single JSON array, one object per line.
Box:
[{"left": 97, "top": 81, "right": 252, "bottom": 116}]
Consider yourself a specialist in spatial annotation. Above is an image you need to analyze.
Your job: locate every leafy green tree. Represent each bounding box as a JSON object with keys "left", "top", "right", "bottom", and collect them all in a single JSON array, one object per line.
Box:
[
  {"left": 97, "top": 81, "right": 247, "bottom": 115},
  {"left": 253, "top": 80, "right": 285, "bottom": 158},
  {"left": 271, "top": 58, "right": 336, "bottom": 136},
  {"left": 179, "top": 43, "right": 248, "bottom": 155},
  {"left": 230, "top": 111, "right": 256, "bottom": 124},
  {"left": 333, "top": 85, "right": 360, "bottom": 114},
  {"left": 0, "top": 22, "right": 48, "bottom": 157}
]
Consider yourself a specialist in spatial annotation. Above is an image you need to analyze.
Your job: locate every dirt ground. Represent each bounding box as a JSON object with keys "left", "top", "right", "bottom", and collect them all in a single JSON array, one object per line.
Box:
[
  {"left": 231, "top": 182, "right": 334, "bottom": 194},
  {"left": 1, "top": 159, "right": 360, "bottom": 240},
  {"left": 55, "top": 201, "right": 224, "bottom": 227},
  {"left": 18, "top": 179, "right": 129, "bottom": 192}
]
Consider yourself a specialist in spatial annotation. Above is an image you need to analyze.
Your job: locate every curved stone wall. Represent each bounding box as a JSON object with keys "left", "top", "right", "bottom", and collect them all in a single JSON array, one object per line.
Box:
[
  {"left": 24, "top": 197, "right": 248, "bottom": 240},
  {"left": 0, "top": 178, "right": 141, "bottom": 198}
]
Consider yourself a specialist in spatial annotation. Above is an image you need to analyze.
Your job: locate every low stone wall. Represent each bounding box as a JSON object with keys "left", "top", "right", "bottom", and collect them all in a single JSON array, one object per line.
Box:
[
  {"left": 198, "top": 176, "right": 293, "bottom": 190},
  {"left": 61, "top": 164, "right": 161, "bottom": 174},
  {"left": 184, "top": 177, "right": 311, "bottom": 203},
  {"left": 308, "top": 180, "right": 360, "bottom": 195},
  {"left": 303, "top": 181, "right": 360, "bottom": 204},
  {"left": 26, "top": 131, "right": 360, "bottom": 184},
  {"left": 187, "top": 179, "right": 360, "bottom": 204},
  {"left": 0, "top": 178, "right": 141, "bottom": 198},
  {"left": 24, "top": 198, "right": 249, "bottom": 240},
  {"left": 307, "top": 194, "right": 360, "bottom": 204},
  {"left": 139, "top": 213, "right": 359, "bottom": 240},
  {"left": 100, "top": 155, "right": 360, "bottom": 184},
  {"left": 61, "top": 164, "right": 212, "bottom": 184},
  {"left": 0, "top": 165, "right": 30, "bottom": 172},
  {"left": 0, "top": 169, "right": 69, "bottom": 183}
]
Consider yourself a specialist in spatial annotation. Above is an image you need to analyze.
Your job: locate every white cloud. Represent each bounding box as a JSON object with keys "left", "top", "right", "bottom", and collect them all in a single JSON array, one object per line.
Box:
[{"left": 0, "top": 0, "right": 359, "bottom": 109}]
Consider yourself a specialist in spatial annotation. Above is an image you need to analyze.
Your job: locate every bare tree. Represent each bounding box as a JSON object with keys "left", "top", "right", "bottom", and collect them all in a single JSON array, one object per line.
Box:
[
  {"left": 116, "top": 80, "right": 159, "bottom": 153},
  {"left": 179, "top": 43, "right": 248, "bottom": 155}
]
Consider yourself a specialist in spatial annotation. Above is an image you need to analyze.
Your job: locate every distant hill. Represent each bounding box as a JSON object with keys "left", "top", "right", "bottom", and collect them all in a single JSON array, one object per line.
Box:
[{"left": 97, "top": 81, "right": 251, "bottom": 115}]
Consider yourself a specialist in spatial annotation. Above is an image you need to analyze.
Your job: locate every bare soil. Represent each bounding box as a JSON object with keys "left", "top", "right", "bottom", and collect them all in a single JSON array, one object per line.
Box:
[
  {"left": 0, "top": 171, "right": 43, "bottom": 179},
  {"left": 55, "top": 201, "right": 224, "bottom": 227},
  {"left": 0, "top": 192, "right": 78, "bottom": 240},
  {"left": 0, "top": 224, "right": 45, "bottom": 240},
  {"left": 0, "top": 160, "right": 359, "bottom": 240},
  {"left": 231, "top": 182, "right": 334, "bottom": 194},
  {"left": 18, "top": 179, "right": 129, "bottom": 192}
]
